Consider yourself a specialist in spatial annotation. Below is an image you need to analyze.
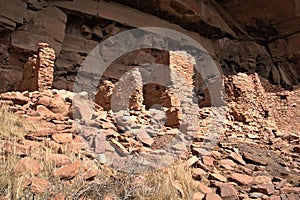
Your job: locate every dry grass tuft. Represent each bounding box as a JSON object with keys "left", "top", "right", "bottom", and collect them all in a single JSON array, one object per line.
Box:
[
  {"left": 135, "top": 164, "right": 198, "bottom": 200},
  {"left": 0, "top": 107, "right": 35, "bottom": 140},
  {"left": 70, "top": 163, "right": 198, "bottom": 200}
]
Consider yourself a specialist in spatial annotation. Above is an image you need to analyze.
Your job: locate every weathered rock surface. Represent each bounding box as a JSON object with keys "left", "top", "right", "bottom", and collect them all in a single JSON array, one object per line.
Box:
[
  {"left": 0, "top": 0, "right": 27, "bottom": 31},
  {"left": 216, "top": 0, "right": 300, "bottom": 41},
  {"left": 11, "top": 6, "right": 66, "bottom": 55},
  {"left": 110, "top": 0, "right": 237, "bottom": 38}
]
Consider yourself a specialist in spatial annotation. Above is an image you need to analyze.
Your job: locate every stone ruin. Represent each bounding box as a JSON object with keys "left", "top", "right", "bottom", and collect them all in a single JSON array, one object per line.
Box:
[
  {"left": 13, "top": 41, "right": 224, "bottom": 133},
  {"left": 12, "top": 41, "right": 282, "bottom": 157},
  {"left": 92, "top": 50, "right": 210, "bottom": 130},
  {"left": 12, "top": 43, "right": 192, "bottom": 128},
  {"left": 19, "top": 43, "right": 55, "bottom": 92}
]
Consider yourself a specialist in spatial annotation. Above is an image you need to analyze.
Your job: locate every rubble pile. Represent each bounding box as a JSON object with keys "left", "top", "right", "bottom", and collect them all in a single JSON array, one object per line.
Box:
[{"left": 0, "top": 43, "right": 299, "bottom": 199}]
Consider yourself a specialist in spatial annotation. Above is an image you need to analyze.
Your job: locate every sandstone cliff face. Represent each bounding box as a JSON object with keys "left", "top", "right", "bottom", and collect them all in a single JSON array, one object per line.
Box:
[{"left": 0, "top": 0, "right": 299, "bottom": 92}]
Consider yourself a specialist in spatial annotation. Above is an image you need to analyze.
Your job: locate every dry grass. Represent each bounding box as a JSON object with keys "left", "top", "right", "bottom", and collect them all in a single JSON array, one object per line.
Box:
[
  {"left": 0, "top": 107, "right": 34, "bottom": 140},
  {"left": 0, "top": 107, "right": 35, "bottom": 199},
  {"left": 0, "top": 107, "right": 81, "bottom": 199},
  {"left": 135, "top": 164, "right": 198, "bottom": 200},
  {"left": 70, "top": 163, "right": 198, "bottom": 200}
]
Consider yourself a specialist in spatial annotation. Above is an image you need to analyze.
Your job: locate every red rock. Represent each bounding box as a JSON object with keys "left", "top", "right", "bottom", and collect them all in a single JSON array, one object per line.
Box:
[
  {"left": 135, "top": 130, "right": 154, "bottom": 147},
  {"left": 205, "top": 193, "right": 222, "bottom": 200},
  {"left": 251, "top": 184, "right": 275, "bottom": 195},
  {"left": 50, "top": 193, "right": 65, "bottom": 200},
  {"left": 165, "top": 107, "right": 182, "bottom": 128},
  {"left": 286, "top": 194, "right": 300, "bottom": 200},
  {"left": 254, "top": 175, "right": 273, "bottom": 185},
  {"left": 45, "top": 140, "right": 65, "bottom": 153},
  {"left": 50, "top": 154, "right": 71, "bottom": 167},
  {"left": 52, "top": 133, "right": 73, "bottom": 144},
  {"left": 53, "top": 162, "right": 81, "bottom": 179},
  {"left": 0, "top": 93, "right": 30, "bottom": 105},
  {"left": 34, "top": 127, "right": 55, "bottom": 137},
  {"left": 220, "top": 159, "right": 236, "bottom": 170},
  {"left": 30, "top": 178, "right": 49, "bottom": 193},
  {"left": 275, "top": 179, "right": 287, "bottom": 189},
  {"left": 229, "top": 152, "right": 246, "bottom": 165},
  {"left": 101, "top": 122, "right": 117, "bottom": 130},
  {"left": 192, "top": 168, "right": 206, "bottom": 180},
  {"left": 229, "top": 173, "right": 254, "bottom": 186},
  {"left": 211, "top": 151, "right": 222, "bottom": 159},
  {"left": 243, "top": 152, "right": 268, "bottom": 166},
  {"left": 209, "top": 173, "right": 227, "bottom": 182},
  {"left": 197, "top": 160, "right": 210, "bottom": 171},
  {"left": 3, "top": 141, "right": 30, "bottom": 155},
  {"left": 202, "top": 156, "right": 214, "bottom": 166},
  {"left": 94, "top": 136, "right": 115, "bottom": 154},
  {"left": 103, "top": 129, "right": 120, "bottom": 137},
  {"left": 193, "top": 192, "right": 205, "bottom": 200},
  {"left": 126, "top": 137, "right": 141, "bottom": 147},
  {"left": 217, "top": 184, "right": 238, "bottom": 199},
  {"left": 81, "top": 167, "right": 98, "bottom": 180},
  {"left": 36, "top": 105, "right": 56, "bottom": 118},
  {"left": 280, "top": 187, "right": 300, "bottom": 194},
  {"left": 81, "top": 160, "right": 99, "bottom": 180},
  {"left": 37, "top": 96, "right": 52, "bottom": 107},
  {"left": 13, "top": 157, "right": 42, "bottom": 175},
  {"left": 38, "top": 96, "right": 69, "bottom": 116},
  {"left": 246, "top": 133, "right": 260, "bottom": 139},
  {"left": 269, "top": 196, "right": 281, "bottom": 200},
  {"left": 97, "top": 111, "right": 108, "bottom": 120},
  {"left": 185, "top": 156, "right": 199, "bottom": 167},
  {"left": 283, "top": 133, "right": 300, "bottom": 143},
  {"left": 27, "top": 43, "right": 53, "bottom": 90},
  {"left": 110, "top": 138, "right": 128, "bottom": 154},
  {"left": 198, "top": 182, "right": 212, "bottom": 194},
  {"left": 192, "top": 147, "right": 205, "bottom": 155},
  {"left": 70, "top": 135, "right": 88, "bottom": 150},
  {"left": 280, "top": 194, "right": 288, "bottom": 200},
  {"left": 21, "top": 140, "right": 42, "bottom": 150}
]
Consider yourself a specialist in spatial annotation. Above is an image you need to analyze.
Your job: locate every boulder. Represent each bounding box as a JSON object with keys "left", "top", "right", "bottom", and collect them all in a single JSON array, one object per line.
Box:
[
  {"left": 53, "top": 162, "right": 81, "bottom": 179},
  {"left": 37, "top": 95, "right": 70, "bottom": 117},
  {"left": 217, "top": 184, "right": 238, "bottom": 200},
  {"left": 229, "top": 173, "right": 254, "bottom": 186}
]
